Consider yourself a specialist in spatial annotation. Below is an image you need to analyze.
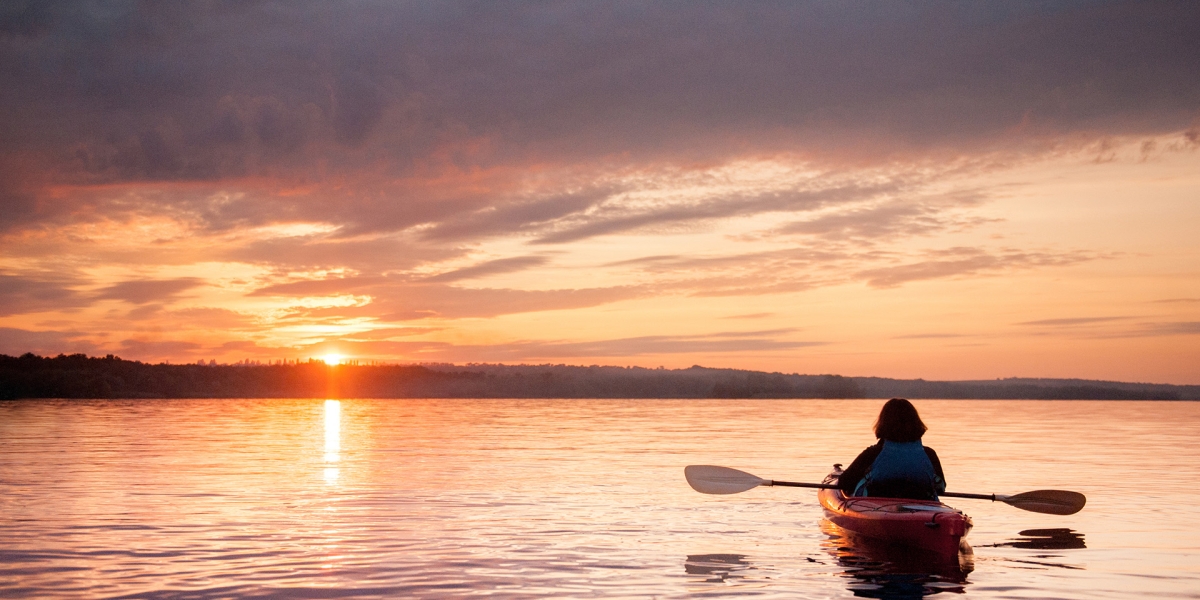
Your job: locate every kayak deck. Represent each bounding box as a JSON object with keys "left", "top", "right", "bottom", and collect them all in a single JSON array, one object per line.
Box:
[{"left": 818, "top": 467, "right": 972, "bottom": 556}]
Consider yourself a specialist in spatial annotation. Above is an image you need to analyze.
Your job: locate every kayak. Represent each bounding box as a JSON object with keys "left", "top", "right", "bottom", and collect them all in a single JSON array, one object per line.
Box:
[{"left": 818, "top": 466, "right": 972, "bottom": 556}]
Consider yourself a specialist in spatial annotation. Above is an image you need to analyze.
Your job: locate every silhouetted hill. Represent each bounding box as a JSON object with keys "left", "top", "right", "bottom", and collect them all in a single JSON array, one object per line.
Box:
[
  {"left": 852, "top": 376, "right": 1195, "bottom": 400},
  {"left": 1, "top": 353, "right": 1195, "bottom": 400}
]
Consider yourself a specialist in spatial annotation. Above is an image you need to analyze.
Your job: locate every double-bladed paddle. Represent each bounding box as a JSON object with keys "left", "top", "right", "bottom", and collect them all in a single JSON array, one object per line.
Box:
[{"left": 684, "top": 465, "right": 1086, "bottom": 515}]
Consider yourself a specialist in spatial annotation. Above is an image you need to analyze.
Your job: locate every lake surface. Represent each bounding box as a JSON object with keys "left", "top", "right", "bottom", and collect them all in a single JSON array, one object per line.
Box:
[{"left": 2, "top": 399, "right": 1198, "bottom": 599}]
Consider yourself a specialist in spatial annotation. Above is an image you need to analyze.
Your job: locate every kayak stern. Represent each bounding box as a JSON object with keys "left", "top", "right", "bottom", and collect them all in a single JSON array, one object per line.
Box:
[{"left": 818, "top": 468, "right": 972, "bottom": 556}]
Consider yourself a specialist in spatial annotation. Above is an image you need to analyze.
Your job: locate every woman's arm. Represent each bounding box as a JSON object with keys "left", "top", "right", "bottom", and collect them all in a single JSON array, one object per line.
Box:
[
  {"left": 924, "top": 446, "right": 947, "bottom": 493},
  {"left": 837, "top": 442, "right": 882, "bottom": 494}
]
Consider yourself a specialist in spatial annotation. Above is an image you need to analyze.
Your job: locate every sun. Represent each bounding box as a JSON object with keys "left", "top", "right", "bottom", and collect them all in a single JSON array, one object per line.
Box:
[{"left": 322, "top": 353, "right": 344, "bottom": 366}]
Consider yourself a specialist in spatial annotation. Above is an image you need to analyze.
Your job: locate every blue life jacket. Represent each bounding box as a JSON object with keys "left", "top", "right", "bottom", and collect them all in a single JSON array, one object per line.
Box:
[{"left": 853, "top": 440, "right": 943, "bottom": 500}]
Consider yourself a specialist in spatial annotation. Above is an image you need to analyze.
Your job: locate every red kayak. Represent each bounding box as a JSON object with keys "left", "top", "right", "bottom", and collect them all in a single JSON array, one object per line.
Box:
[{"left": 818, "top": 467, "right": 972, "bottom": 556}]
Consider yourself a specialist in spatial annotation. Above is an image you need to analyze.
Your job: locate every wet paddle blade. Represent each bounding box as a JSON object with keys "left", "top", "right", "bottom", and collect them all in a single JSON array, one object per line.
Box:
[
  {"left": 685, "top": 465, "right": 768, "bottom": 495},
  {"left": 1002, "top": 490, "right": 1087, "bottom": 515}
]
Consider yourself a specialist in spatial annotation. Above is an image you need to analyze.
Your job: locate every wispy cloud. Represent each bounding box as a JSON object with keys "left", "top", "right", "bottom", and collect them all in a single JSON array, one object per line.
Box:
[
  {"left": 892, "top": 333, "right": 973, "bottom": 339},
  {"left": 857, "top": 248, "right": 1096, "bottom": 288},
  {"left": 532, "top": 182, "right": 900, "bottom": 245},
  {"left": 486, "top": 332, "right": 825, "bottom": 359},
  {"left": 0, "top": 273, "right": 86, "bottom": 316},
  {"left": 370, "top": 285, "right": 647, "bottom": 320},
  {"left": 420, "top": 186, "right": 623, "bottom": 242},
  {"left": 424, "top": 256, "right": 550, "bottom": 283},
  {"left": 1016, "top": 317, "right": 1133, "bottom": 327},
  {"left": 1090, "top": 321, "right": 1200, "bottom": 339},
  {"left": 119, "top": 338, "right": 203, "bottom": 358},
  {"left": 223, "top": 232, "right": 461, "bottom": 271},
  {"left": 0, "top": 327, "right": 101, "bottom": 356},
  {"left": 296, "top": 329, "right": 826, "bottom": 363},
  {"left": 95, "top": 278, "right": 205, "bottom": 305},
  {"left": 248, "top": 276, "right": 387, "bottom": 297},
  {"left": 1141, "top": 322, "right": 1200, "bottom": 336},
  {"left": 777, "top": 194, "right": 995, "bottom": 241}
]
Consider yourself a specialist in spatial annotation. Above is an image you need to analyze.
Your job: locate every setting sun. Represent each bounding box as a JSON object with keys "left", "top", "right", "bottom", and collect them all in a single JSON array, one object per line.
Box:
[{"left": 322, "top": 354, "right": 344, "bottom": 366}]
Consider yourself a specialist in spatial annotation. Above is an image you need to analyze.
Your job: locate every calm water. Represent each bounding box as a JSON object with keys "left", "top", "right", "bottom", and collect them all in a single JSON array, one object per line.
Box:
[{"left": 1, "top": 399, "right": 1198, "bottom": 599}]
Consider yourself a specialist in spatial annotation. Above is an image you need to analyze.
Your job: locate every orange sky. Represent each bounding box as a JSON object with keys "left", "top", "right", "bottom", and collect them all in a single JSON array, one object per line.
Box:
[{"left": 1, "top": 3, "right": 1198, "bottom": 383}]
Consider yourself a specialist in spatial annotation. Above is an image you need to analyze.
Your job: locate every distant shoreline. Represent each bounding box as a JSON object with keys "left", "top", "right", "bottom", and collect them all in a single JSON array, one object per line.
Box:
[{"left": 3, "top": 353, "right": 1195, "bottom": 401}]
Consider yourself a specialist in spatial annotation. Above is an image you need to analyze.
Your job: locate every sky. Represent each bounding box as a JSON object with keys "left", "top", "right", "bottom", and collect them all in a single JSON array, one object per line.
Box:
[{"left": 1, "top": 1, "right": 1198, "bottom": 383}]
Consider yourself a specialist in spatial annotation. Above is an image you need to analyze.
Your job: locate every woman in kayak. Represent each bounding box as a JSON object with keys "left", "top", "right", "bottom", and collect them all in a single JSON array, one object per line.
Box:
[{"left": 838, "top": 398, "right": 947, "bottom": 500}]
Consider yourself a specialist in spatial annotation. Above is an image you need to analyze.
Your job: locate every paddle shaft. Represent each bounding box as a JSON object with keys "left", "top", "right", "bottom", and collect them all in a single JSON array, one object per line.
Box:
[
  {"left": 942, "top": 491, "right": 1002, "bottom": 501},
  {"left": 766, "top": 478, "right": 1001, "bottom": 501},
  {"left": 764, "top": 480, "right": 837, "bottom": 490}
]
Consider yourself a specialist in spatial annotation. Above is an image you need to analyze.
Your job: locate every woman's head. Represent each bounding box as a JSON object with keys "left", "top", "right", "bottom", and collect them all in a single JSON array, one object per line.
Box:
[{"left": 874, "top": 398, "right": 928, "bottom": 442}]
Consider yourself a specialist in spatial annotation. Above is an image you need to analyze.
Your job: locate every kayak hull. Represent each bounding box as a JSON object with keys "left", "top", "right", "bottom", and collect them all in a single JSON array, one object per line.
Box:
[{"left": 818, "top": 469, "right": 972, "bottom": 556}]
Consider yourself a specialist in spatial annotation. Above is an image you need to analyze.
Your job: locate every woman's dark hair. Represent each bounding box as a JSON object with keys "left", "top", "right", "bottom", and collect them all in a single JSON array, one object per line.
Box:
[{"left": 873, "top": 398, "right": 928, "bottom": 443}]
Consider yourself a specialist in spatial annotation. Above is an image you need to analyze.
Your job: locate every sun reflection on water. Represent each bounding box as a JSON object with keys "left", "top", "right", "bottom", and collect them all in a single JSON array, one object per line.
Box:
[{"left": 324, "top": 399, "right": 340, "bottom": 483}]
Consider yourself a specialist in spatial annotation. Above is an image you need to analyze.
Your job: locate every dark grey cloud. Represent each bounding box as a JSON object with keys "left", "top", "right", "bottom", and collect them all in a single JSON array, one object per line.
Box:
[
  {"left": 2, "top": 1, "right": 1197, "bottom": 235},
  {"left": 95, "top": 278, "right": 204, "bottom": 304}
]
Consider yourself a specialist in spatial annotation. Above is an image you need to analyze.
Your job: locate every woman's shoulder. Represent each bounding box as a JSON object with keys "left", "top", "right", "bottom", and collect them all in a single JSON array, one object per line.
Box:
[{"left": 856, "top": 441, "right": 884, "bottom": 458}]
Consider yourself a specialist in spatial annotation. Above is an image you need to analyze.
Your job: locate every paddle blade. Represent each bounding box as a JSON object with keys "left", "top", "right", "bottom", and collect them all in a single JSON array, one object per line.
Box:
[
  {"left": 685, "top": 465, "right": 767, "bottom": 495},
  {"left": 1002, "top": 490, "right": 1087, "bottom": 515}
]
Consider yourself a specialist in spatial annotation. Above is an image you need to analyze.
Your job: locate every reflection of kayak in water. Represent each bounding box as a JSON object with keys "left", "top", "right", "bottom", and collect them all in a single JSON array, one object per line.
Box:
[
  {"left": 982, "top": 528, "right": 1086, "bottom": 550},
  {"left": 818, "top": 467, "right": 973, "bottom": 556},
  {"left": 820, "top": 519, "right": 973, "bottom": 598},
  {"left": 683, "top": 554, "right": 754, "bottom": 583}
]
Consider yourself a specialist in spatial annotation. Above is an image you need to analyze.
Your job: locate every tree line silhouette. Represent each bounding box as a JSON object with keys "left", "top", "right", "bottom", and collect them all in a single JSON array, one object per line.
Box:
[{"left": 0, "top": 353, "right": 1192, "bottom": 400}]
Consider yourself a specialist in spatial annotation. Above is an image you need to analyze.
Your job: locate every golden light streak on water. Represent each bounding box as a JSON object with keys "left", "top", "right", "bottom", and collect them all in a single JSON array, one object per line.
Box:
[{"left": 324, "top": 399, "right": 340, "bottom": 484}]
